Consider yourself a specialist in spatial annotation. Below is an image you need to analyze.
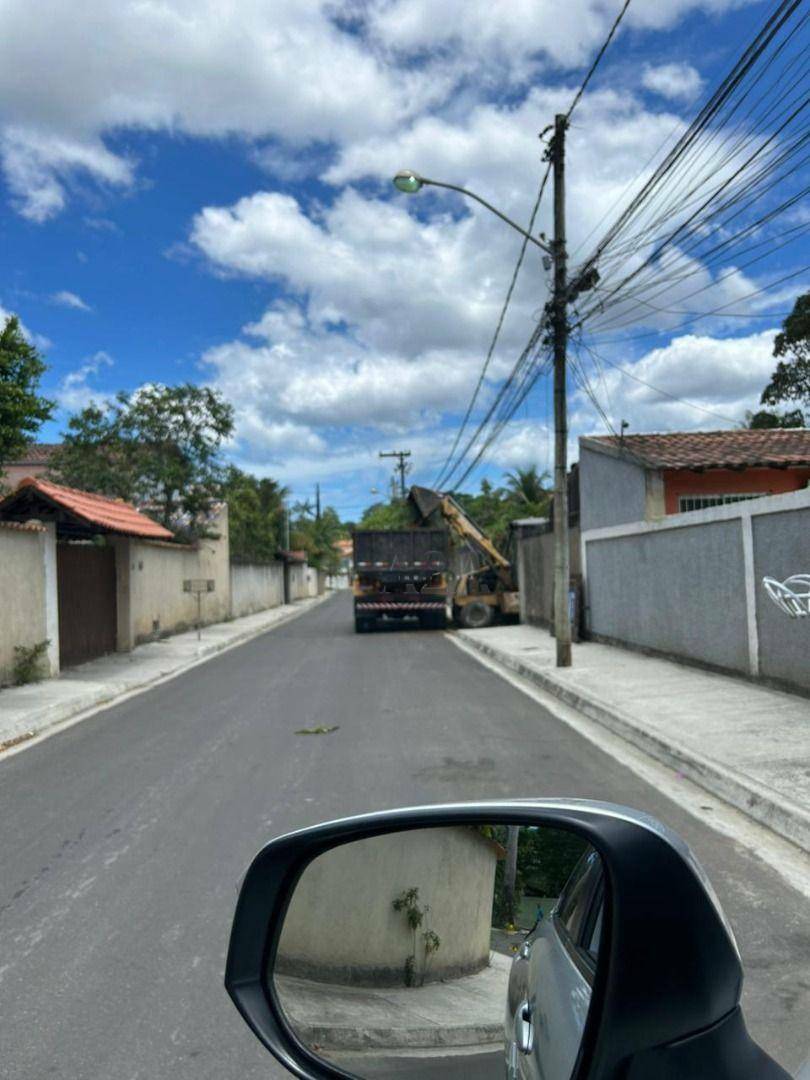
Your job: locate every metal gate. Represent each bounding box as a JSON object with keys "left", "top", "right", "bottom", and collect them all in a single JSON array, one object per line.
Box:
[{"left": 57, "top": 543, "right": 118, "bottom": 667}]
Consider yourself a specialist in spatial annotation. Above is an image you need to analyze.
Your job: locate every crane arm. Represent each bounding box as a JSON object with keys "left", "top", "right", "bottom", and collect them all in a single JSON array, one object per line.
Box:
[{"left": 409, "top": 486, "right": 511, "bottom": 571}]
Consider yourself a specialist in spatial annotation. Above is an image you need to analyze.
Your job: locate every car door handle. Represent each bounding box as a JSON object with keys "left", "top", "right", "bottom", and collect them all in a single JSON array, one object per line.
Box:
[{"left": 515, "top": 999, "right": 534, "bottom": 1055}]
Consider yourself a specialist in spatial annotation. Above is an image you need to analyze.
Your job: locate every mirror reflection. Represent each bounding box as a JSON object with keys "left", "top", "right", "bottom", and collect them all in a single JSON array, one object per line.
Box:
[{"left": 272, "top": 823, "right": 603, "bottom": 1080}]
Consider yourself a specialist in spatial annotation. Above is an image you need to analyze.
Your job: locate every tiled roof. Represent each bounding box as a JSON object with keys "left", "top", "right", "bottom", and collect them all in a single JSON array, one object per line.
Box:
[
  {"left": 4, "top": 477, "right": 174, "bottom": 539},
  {"left": 5, "top": 443, "right": 61, "bottom": 464},
  {"left": 584, "top": 429, "right": 810, "bottom": 470}
]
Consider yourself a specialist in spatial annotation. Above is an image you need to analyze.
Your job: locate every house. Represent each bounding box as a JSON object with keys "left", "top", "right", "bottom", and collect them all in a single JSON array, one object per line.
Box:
[
  {"left": 1, "top": 443, "right": 61, "bottom": 490},
  {"left": 579, "top": 429, "right": 810, "bottom": 532}
]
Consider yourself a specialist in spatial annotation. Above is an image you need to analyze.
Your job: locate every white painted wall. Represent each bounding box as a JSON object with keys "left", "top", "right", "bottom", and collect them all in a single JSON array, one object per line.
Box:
[
  {"left": 124, "top": 505, "right": 231, "bottom": 644},
  {"left": 0, "top": 522, "right": 58, "bottom": 684},
  {"left": 230, "top": 561, "right": 284, "bottom": 617},
  {"left": 277, "top": 827, "right": 499, "bottom": 987}
]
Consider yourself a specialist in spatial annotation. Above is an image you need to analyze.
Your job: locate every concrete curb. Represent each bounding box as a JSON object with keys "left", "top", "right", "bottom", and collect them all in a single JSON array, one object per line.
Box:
[
  {"left": 458, "top": 633, "right": 810, "bottom": 855},
  {"left": 0, "top": 594, "right": 332, "bottom": 759},
  {"left": 293, "top": 1020, "right": 503, "bottom": 1052}
]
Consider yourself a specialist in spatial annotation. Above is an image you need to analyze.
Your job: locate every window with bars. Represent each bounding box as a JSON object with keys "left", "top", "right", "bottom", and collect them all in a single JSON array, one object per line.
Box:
[{"left": 678, "top": 492, "right": 767, "bottom": 513}]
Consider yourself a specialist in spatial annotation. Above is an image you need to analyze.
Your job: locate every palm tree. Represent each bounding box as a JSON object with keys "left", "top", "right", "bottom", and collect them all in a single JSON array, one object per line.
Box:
[{"left": 504, "top": 466, "right": 550, "bottom": 507}]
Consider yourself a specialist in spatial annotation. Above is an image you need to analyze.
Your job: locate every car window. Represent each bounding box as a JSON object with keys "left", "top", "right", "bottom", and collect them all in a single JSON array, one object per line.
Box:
[
  {"left": 583, "top": 897, "right": 603, "bottom": 960},
  {"left": 556, "top": 849, "right": 601, "bottom": 943}
]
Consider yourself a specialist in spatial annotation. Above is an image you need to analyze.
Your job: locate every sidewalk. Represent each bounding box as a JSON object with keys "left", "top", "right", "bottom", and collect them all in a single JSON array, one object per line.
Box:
[
  {"left": 455, "top": 624, "right": 810, "bottom": 854},
  {"left": 275, "top": 951, "right": 511, "bottom": 1052},
  {"left": 0, "top": 594, "right": 330, "bottom": 756}
]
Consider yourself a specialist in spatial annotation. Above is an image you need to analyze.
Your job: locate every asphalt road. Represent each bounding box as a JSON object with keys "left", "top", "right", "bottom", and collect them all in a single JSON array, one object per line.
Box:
[{"left": 1, "top": 592, "right": 808, "bottom": 1079}]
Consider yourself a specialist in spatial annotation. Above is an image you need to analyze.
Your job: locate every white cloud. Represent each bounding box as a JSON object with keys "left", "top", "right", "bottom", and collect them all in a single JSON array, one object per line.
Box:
[
  {"left": 572, "top": 328, "right": 780, "bottom": 435},
  {"left": 51, "top": 289, "right": 91, "bottom": 312},
  {"left": 0, "top": 0, "right": 760, "bottom": 221},
  {"left": 56, "top": 351, "right": 114, "bottom": 412},
  {"left": 0, "top": 301, "right": 51, "bottom": 350},
  {"left": 642, "top": 62, "right": 704, "bottom": 102}
]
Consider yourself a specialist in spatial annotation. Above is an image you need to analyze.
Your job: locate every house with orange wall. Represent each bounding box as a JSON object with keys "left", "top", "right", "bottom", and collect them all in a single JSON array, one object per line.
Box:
[{"left": 578, "top": 429, "right": 810, "bottom": 531}]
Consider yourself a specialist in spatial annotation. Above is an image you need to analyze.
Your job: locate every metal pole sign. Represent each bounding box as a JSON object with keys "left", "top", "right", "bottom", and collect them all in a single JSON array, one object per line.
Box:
[{"left": 183, "top": 578, "right": 215, "bottom": 640}]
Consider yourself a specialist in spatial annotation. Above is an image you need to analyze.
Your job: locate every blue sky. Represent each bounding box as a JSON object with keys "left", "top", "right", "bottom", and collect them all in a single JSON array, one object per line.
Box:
[{"left": 1, "top": 0, "right": 806, "bottom": 519}]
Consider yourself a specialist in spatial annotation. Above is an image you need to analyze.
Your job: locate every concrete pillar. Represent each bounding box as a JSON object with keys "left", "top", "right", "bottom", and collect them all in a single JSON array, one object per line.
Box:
[
  {"left": 112, "top": 536, "right": 134, "bottom": 652},
  {"left": 42, "top": 522, "right": 60, "bottom": 676},
  {"left": 645, "top": 469, "right": 666, "bottom": 520}
]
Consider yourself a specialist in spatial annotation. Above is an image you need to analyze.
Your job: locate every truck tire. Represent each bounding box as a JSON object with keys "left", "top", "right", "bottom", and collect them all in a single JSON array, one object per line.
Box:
[
  {"left": 355, "top": 615, "right": 373, "bottom": 633},
  {"left": 458, "top": 600, "right": 495, "bottom": 630}
]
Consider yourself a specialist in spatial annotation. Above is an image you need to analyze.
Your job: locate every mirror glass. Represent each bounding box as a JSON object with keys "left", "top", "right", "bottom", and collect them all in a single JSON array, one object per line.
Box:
[{"left": 271, "top": 823, "right": 603, "bottom": 1080}]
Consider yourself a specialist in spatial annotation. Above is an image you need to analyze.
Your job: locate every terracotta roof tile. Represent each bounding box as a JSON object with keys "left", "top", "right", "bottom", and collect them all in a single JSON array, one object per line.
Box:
[
  {"left": 585, "top": 429, "right": 810, "bottom": 470},
  {"left": 6, "top": 477, "right": 174, "bottom": 540},
  {"left": 5, "top": 443, "right": 61, "bottom": 465}
]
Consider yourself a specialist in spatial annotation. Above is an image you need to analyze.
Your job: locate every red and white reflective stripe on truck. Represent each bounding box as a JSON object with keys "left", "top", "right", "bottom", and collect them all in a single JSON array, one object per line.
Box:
[{"left": 355, "top": 602, "right": 446, "bottom": 611}]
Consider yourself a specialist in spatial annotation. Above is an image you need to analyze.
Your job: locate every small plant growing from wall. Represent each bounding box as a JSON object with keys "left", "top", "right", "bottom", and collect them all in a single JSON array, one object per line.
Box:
[
  {"left": 12, "top": 640, "right": 50, "bottom": 685},
  {"left": 392, "top": 886, "right": 441, "bottom": 987}
]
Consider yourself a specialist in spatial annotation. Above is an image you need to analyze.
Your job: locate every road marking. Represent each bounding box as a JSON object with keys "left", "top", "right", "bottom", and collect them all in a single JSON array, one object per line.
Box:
[{"left": 448, "top": 633, "right": 810, "bottom": 899}]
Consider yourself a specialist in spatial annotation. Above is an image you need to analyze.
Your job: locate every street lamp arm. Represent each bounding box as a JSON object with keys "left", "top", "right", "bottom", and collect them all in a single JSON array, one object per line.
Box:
[{"left": 418, "top": 177, "right": 553, "bottom": 256}]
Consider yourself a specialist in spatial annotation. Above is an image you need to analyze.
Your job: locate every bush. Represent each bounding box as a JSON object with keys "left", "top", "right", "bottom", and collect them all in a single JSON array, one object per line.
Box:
[{"left": 12, "top": 640, "right": 51, "bottom": 685}]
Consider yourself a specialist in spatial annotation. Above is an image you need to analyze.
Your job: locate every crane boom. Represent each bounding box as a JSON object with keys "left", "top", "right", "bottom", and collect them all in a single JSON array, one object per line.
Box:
[{"left": 409, "top": 486, "right": 511, "bottom": 573}]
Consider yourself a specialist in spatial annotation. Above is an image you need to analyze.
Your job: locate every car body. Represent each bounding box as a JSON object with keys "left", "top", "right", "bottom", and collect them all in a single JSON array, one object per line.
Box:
[{"left": 505, "top": 848, "right": 604, "bottom": 1080}]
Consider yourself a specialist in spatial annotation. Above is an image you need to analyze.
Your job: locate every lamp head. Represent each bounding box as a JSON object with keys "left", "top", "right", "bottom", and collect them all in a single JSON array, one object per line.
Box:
[{"left": 393, "top": 169, "right": 424, "bottom": 194}]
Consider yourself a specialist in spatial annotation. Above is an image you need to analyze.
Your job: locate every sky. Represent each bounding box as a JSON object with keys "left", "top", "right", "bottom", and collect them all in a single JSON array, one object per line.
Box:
[{"left": 0, "top": 0, "right": 806, "bottom": 519}]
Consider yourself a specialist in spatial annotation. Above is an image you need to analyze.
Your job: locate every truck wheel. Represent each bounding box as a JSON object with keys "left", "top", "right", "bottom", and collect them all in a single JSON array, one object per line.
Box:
[
  {"left": 355, "top": 616, "right": 372, "bottom": 633},
  {"left": 458, "top": 600, "right": 495, "bottom": 630}
]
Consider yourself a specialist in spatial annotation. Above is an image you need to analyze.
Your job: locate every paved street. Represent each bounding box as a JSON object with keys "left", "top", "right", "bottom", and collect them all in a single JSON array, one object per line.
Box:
[{"left": 1, "top": 591, "right": 808, "bottom": 1078}]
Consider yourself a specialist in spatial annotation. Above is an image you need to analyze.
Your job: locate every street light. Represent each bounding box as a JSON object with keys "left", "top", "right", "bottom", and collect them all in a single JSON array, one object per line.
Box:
[
  {"left": 393, "top": 135, "right": 573, "bottom": 668},
  {"left": 392, "top": 170, "right": 553, "bottom": 255}
]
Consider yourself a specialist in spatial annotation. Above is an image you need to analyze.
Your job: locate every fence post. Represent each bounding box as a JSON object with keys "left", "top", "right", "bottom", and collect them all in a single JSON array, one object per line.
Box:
[{"left": 740, "top": 513, "right": 760, "bottom": 677}]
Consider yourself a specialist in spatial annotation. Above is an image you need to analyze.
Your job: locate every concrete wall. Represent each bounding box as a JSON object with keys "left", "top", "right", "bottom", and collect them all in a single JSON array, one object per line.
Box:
[
  {"left": 230, "top": 561, "right": 284, "bottom": 618},
  {"left": 579, "top": 443, "right": 651, "bottom": 532},
  {"left": 517, "top": 525, "right": 581, "bottom": 627},
  {"left": 0, "top": 522, "right": 59, "bottom": 684},
  {"left": 582, "top": 488, "right": 810, "bottom": 692},
  {"left": 119, "top": 505, "right": 231, "bottom": 647},
  {"left": 276, "top": 827, "right": 500, "bottom": 987}
]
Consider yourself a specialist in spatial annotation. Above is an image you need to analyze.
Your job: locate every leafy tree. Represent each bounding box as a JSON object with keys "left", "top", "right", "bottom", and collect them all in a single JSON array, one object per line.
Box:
[
  {"left": 291, "top": 505, "right": 346, "bottom": 573},
  {"left": 760, "top": 291, "right": 810, "bottom": 416},
  {"left": 505, "top": 465, "right": 550, "bottom": 507},
  {"left": 49, "top": 383, "right": 234, "bottom": 536},
  {"left": 358, "top": 499, "right": 415, "bottom": 530},
  {"left": 220, "top": 465, "right": 288, "bottom": 561},
  {"left": 0, "top": 315, "right": 54, "bottom": 466},
  {"left": 744, "top": 408, "right": 805, "bottom": 429}
]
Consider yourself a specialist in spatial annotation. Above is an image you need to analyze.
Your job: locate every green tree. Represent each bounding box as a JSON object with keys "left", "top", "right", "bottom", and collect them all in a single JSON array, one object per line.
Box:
[
  {"left": 744, "top": 408, "right": 805, "bottom": 429},
  {"left": 358, "top": 499, "right": 415, "bottom": 530},
  {"left": 760, "top": 291, "right": 810, "bottom": 418},
  {"left": 49, "top": 383, "right": 234, "bottom": 536},
  {"left": 505, "top": 465, "right": 550, "bottom": 507},
  {"left": 220, "top": 465, "right": 288, "bottom": 561},
  {"left": 0, "top": 315, "right": 54, "bottom": 466},
  {"left": 291, "top": 505, "right": 346, "bottom": 573}
]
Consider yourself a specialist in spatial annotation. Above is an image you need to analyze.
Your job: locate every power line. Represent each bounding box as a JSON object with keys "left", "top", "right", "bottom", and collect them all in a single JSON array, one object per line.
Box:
[
  {"left": 565, "top": 0, "right": 634, "bottom": 120},
  {"left": 433, "top": 160, "right": 552, "bottom": 488},
  {"left": 436, "top": 2, "right": 634, "bottom": 490},
  {"left": 577, "top": 336, "right": 742, "bottom": 424}
]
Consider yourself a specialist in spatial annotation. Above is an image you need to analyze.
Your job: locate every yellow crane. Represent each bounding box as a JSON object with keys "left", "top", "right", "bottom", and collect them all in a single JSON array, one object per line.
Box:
[{"left": 409, "top": 486, "right": 520, "bottom": 628}]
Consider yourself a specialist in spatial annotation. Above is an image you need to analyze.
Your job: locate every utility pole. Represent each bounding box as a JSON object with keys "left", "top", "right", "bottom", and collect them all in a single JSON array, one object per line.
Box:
[
  {"left": 379, "top": 450, "right": 411, "bottom": 499},
  {"left": 552, "top": 113, "right": 572, "bottom": 668},
  {"left": 503, "top": 825, "right": 520, "bottom": 927},
  {"left": 284, "top": 504, "right": 291, "bottom": 550},
  {"left": 315, "top": 483, "right": 321, "bottom": 521}
]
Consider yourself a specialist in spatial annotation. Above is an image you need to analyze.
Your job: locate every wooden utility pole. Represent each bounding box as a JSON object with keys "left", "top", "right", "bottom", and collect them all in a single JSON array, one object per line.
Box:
[
  {"left": 315, "top": 483, "right": 321, "bottom": 521},
  {"left": 552, "top": 113, "right": 572, "bottom": 667}
]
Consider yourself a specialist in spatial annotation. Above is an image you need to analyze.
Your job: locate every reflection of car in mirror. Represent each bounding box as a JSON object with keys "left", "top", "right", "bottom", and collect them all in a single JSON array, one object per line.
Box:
[
  {"left": 505, "top": 848, "right": 603, "bottom": 1080},
  {"left": 226, "top": 800, "right": 793, "bottom": 1080}
]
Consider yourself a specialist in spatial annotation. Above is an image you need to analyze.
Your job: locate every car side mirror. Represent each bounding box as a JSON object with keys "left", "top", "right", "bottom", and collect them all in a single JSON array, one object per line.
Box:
[{"left": 225, "top": 800, "right": 790, "bottom": 1079}]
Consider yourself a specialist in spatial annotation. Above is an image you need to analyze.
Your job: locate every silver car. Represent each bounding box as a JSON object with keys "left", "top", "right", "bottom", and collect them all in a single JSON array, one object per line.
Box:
[{"left": 505, "top": 848, "right": 604, "bottom": 1080}]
